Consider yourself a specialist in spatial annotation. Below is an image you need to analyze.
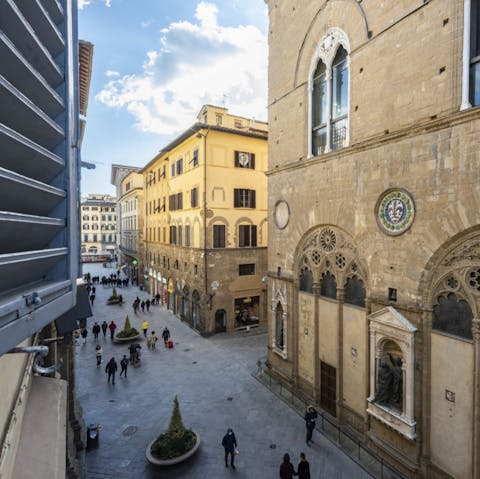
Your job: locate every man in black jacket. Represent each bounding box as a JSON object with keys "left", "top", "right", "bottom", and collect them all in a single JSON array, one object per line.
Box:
[
  {"left": 105, "top": 357, "right": 118, "bottom": 384},
  {"left": 296, "top": 452, "right": 311, "bottom": 479},
  {"left": 221, "top": 428, "right": 237, "bottom": 469},
  {"left": 304, "top": 406, "right": 317, "bottom": 445}
]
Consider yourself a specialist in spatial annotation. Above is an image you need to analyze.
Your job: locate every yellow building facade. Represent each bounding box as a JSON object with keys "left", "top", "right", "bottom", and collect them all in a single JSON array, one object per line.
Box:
[{"left": 141, "top": 105, "right": 268, "bottom": 334}]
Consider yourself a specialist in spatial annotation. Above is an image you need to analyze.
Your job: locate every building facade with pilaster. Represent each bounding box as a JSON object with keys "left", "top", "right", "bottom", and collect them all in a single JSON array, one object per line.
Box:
[{"left": 265, "top": 1, "right": 480, "bottom": 478}]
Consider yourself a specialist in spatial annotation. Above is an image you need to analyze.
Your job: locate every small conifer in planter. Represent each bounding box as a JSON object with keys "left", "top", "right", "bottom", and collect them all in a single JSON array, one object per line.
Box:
[
  {"left": 108, "top": 286, "right": 118, "bottom": 301},
  {"left": 150, "top": 396, "right": 196, "bottom": 460},
  {"left": 116, "top": 315, "right": 139, "bottom": 338}
]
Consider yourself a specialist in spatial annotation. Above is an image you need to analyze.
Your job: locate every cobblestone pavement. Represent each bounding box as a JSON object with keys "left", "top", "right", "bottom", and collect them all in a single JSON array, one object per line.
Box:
[{"left": 76, "top": 264, "right": 370, "bottom": 479}]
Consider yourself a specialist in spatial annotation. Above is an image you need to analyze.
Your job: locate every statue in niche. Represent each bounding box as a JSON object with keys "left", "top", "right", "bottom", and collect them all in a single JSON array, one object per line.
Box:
[{"left": 374, "top": 353, "right": 403, "bottom": 411}]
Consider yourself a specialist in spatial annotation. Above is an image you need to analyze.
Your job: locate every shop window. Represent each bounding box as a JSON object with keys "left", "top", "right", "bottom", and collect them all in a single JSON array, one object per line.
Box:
[{"left": 235, "top": 296, "right": 259, "bottom": 327}]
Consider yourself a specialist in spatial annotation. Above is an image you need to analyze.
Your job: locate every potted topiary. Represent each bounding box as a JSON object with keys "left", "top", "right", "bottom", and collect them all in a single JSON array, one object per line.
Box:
[
  {"left": 107, "top": 286, "right": 123, "bottom": 305},
  {"left": 146, "top": 396, "right": 200, "bottom": 466},
  {"left": 114, "top": 315, "right": 140, "bottom": 342}
]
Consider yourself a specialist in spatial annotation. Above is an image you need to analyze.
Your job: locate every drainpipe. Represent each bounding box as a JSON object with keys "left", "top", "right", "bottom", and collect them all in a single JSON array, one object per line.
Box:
[{"left": 8, "top": 345, "right": 62, "bottom": 375}]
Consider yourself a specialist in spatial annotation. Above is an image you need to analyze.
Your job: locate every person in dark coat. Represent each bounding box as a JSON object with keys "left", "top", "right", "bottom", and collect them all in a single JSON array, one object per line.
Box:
[
  {"left": 296, "top": 452, "right": 311, "bottom": 479},
  {"left": 279, "top": 453, "right": 295, "bottom": 479},
  {"left": 81, "top": 328, "right": 88, "bottom": 344},
  {"left": 105, "top": 357, "right": 117, "bottom": 384},
  {"left": 108, "top": 320, "right": 117, "bottom": 340},
  {"left": 140, "top": 300, "right": 145, "bottom": 313},
  {"left": 120, "top": 355, "right": 129, "bottom": 378},
  {"left": 92, "top": 322, "right": 101, "bottom": 341},
  {"left": 162, "top": 327, "right": 171, "bottom": 347},
  {"left": 221, "top": 428, "right": 237, "bottom": 469},
  {"left": 304, "top": 406, "right": 318, "bottom": 445},
  {"left": 145, "top": 299, "right": 151, "bottom": 312},
  {"left": 101, "top": 321, "right": 108, "bottom": 339},
  {"left": 89, "top": 293, "right": 95, "bottom": 305}
]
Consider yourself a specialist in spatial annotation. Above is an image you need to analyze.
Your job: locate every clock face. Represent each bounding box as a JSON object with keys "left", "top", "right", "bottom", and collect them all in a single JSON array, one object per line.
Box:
[
  {"left": 238, "top": 152, "right": 250, "bottom": 167},
  {"left": 274, "top": 200, "right": 290, "bottom": 229}
]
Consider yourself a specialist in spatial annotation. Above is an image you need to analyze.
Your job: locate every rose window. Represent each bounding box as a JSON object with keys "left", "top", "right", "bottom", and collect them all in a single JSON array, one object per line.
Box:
[
  {"left": 320, "top": 229, "right": 336, "bottom": 251},
  {"left": 446, "top": 275, "right": 458, "bottom": 290}
]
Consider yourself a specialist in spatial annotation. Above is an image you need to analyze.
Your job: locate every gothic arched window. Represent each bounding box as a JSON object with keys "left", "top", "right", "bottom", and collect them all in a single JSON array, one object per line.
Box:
[
  {"left": 345, "top": 275, "right": 366, "bottom": 307},
  {"left": 433, "top": 292, "right": 473, "bottom": 340},
  {"left": 320, "top": 271, "right": 337, "bottom": 299},
  {"left": 299, "top": 268, "right": 313, "bottom": 293}
]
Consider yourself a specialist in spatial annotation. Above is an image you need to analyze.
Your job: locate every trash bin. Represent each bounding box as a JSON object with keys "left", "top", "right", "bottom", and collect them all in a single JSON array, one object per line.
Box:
[{"left": 86, "top": 424, "right": 101, "bottom": 449}]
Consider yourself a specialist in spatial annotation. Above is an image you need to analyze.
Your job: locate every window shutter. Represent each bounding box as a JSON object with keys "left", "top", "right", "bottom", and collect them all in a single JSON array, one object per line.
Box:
[
  {"left": 234, "top": 150, "right": 239, "bottom": 167},
  {"left": 239, "top": 225, "right": 245, "bottom": 247},
  {"left": 252, "top": 225, "right": 257, "bottom": 246},
  {"left": 251, "top": 190, "right": 256, "bottom": 208},
  {"left": 250, "top": 153, "right": 255, "bottom": 169},
  {"left": 234, "top": 189, "right": 240, "bottom": 207}
]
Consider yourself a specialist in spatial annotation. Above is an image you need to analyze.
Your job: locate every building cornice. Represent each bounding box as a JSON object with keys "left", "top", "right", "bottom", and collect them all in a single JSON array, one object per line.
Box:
[{"left": 266, "top": 106, "right": 480, "bottom": 176}]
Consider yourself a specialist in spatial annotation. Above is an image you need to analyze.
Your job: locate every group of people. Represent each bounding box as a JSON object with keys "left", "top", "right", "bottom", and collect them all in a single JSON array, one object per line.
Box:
[
  {"left": 141, "top": 320, "right": 172, "bottom": 350},
  {"left": 132, "top": 294, "right": 161, "bottom": 314},
  {"left": 103, "top": 356, "right": 129, "bottom": 384},
  {"left": 220, "top": 407, "right": 317, "bottom": 477}
]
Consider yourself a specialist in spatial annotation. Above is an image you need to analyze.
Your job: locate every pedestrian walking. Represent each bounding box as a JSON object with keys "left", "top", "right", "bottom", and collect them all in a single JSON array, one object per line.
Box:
[
  {"left": 140, "top": 300, "right": 145, "bottom": 313},
  {"left": 150, "top": 331, "right": 158, "bottom": 350},
  {"left": 162, "top": 327, "right": 170, "bottom": 347},
  {"left": 120, "top": 354, "right": 128, "bottom": 378},
  {"left": 146, "top": 299, "right": 151, "bottom": 312},
  {"left": 142, "top": 320, "right": 149, "bottom": 337},
  {"left": 86, "top": 284, "right": 91, "bottom": 295},
  {"left": 92, "top": 322, "right": 101, "bottom": 341},
  {"left": 279, "top": 453, "right": 295, "bottom": 479},
  {"left": 133, "top": 300, "right": 139, "bottom": 314},
  {"left": 95, "top": 344, "right": 102, "bottom": 366},
  {"left": 304, "top": 406, "right": 318, "bottom": 446},
  {"left": 151, "top": 296, "right": 156, "bottom": 305},
  {"left": 89, "top": 293, "right": 95, "bottom": 305},
  {"left": 81, "top": 328, "right": 88, "bottom": 344},
  {"left": 92, "top": 286, "right": 96, "bottom": 294},
  {"left": 105, "top": 357, "right": 118, "bottom": 384},
  {"left": 296, "top": 452, "right": 311, "bottom": 479},
  {"left": 155, "top": 293, "right": 160, "bottom": 304},
  {"left": 101, "top": 321, "right": 108, "bottom": 339},
  {"left": 221, "top": 428, "right": 237, "bottom": 469},
  {"left": 108, "top": 320, "right": 117, "bottom": 341}
]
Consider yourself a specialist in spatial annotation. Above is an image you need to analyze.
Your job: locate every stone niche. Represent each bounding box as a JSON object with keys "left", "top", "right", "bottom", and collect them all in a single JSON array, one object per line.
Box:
[{"left": 367, "top": 307, "right": 417, "bottom": 440}]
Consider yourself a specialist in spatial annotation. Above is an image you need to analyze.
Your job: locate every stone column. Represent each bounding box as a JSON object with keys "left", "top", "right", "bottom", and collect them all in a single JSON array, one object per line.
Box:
[
  {"left": 292, "top": 281, "right": 300, "bottom": 389},
  {"left": 325, "top": 70, "right": 332, "bottom": 153},
  {"left": 313, "top": 281, "right": 321, "bottom": 403},
  {"left": 420, "top": 310, "right": 433, "bottom": 475},
  {"left": 472, "top": 318, "right": 480, "bottom": 479},
  {"left": 337, "top": 288, "right": 345, "bottom": 419}
]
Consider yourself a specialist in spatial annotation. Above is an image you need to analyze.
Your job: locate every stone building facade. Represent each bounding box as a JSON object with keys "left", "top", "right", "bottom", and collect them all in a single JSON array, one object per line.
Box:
[
  {"left": 80, "top": 194, "right": 117, "bottom": 256},
  {"left": 141, "top": 105, "right": 268, "bottom": 334},
  {"left": 265, "top": 1, "right": 480, "bottom": 478}
]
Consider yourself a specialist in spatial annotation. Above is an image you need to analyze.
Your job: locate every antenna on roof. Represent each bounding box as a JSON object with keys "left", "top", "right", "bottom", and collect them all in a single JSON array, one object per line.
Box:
[{"left": 222, "top": 94, "right": 228, "bottom": 108}]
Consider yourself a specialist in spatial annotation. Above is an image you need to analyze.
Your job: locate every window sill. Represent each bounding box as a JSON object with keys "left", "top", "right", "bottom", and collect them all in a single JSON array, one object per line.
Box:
[{"left": 366, "top": 400, "right": 416, "bottom": 440}]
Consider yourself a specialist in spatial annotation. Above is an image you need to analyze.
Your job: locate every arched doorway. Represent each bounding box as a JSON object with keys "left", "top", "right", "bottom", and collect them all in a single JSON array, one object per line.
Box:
[
  {"left": 182, "top": 286, "right": 190, "bottom": 324},
  {"left": 215, "top": 309, "right": 226, "bottom": 333},
  {"left": 192, "top": 290, "right": 201, "bottom": 330}
]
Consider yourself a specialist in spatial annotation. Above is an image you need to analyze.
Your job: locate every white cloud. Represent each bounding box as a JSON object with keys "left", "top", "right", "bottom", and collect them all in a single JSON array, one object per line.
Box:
[
  {"left": 105, "top": 70, "right": 120, "bottom": 77},
  {"left": 78, "top": 0, "right": 111, "bottom": 9},
  {"left": 96, "top": 1, "right": 268, "bottom": 135},
  {"left": 78, "top": 0, "right": 91, "bottom": 9}
]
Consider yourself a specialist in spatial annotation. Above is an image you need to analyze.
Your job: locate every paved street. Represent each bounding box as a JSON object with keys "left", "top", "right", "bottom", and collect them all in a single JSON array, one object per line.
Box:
[{"left": 76, "top": 264, "right": 370, "bottom": 478}]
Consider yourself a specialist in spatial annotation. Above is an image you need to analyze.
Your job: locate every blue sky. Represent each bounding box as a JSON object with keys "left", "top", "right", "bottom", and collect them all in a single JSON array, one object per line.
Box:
[{"left": 78, "top": 0, "right": 268, "bottom": 196}]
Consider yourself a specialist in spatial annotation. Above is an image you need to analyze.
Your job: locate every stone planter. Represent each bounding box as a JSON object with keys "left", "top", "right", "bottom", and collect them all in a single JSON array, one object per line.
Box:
[
  {"left": 106, "top": 298, "right": 123, "bottom": 305},
  {"left": 113, "top": 334, "right": 141, "bottom": 343},
  {"left": 146, "top": 432, "right": 200, "bottom": 466}
]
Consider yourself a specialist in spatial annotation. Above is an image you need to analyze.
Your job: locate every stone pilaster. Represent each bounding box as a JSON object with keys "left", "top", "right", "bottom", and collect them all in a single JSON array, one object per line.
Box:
[
  {"left": 337, "top": 288, "right": 345, "bottom": 419},
  {"left": 472, "top": 318, "right": 480, "bottom": 479}
]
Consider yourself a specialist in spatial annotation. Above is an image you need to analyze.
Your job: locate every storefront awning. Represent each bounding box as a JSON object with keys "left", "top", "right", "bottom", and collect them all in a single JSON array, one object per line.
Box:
[
  {"left": 55, "top": 283, "right": 92, "bottom": 335},
  {"left": 11, "top": 376, "right": 67, "bottom": 479}
]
